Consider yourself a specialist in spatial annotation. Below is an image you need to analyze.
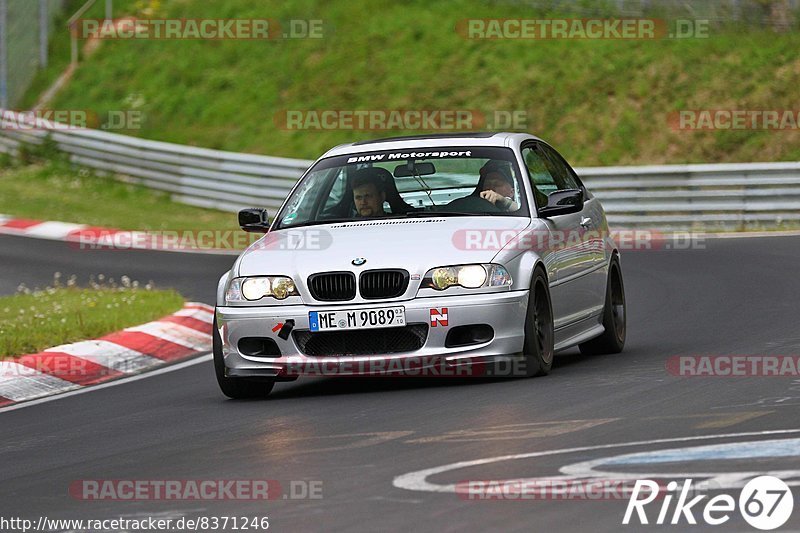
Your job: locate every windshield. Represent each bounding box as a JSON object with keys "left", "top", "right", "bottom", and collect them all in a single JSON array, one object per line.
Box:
[{"left": 274, "top": 147, "right": 529, "bottom": 229}]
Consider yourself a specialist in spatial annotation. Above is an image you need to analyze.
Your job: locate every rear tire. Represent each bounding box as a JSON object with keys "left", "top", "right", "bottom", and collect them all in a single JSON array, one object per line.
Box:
[
  {"left": 213, "top": 311, "right": 275, "bottom": 399},
  {"left": 521, "top": 268, "right": 554, "bottom": 377},
  {"left": 579, "top": 256, "right": 626, "bottom": 355}
]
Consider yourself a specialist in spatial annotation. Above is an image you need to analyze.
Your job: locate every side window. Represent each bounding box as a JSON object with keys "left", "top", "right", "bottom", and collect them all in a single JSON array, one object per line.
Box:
[
  {"left": 319, "top": 167, "right": 349, "bottom": 216},
  {"left": 521, "top": 145, "right": 557, "bottom": 209},
  {"left": 539, "top": 144, "right": 580, "bottom": 191},
  {"left": 324, "top": 168, "right": 347, "bottom": 206}
]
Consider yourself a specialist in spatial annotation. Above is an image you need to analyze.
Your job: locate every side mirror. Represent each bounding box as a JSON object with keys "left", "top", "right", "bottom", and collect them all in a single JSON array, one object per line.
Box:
[
  {"left": 537, "top": 189, "right": 584, "bottom": 218},
  {"left": 238, "top": 208, "right": 270, "bottom": 232}
]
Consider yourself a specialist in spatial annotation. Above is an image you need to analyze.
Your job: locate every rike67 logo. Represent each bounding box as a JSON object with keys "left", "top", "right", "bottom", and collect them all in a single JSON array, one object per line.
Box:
[{"left": 623, "top": 476, "right": 794, "bottom": 530}]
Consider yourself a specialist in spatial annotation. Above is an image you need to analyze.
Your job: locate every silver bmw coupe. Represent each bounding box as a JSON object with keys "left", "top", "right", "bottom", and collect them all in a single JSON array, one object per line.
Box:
[{"left": 214, "top": 133, "right": 626, "bottom": 398}]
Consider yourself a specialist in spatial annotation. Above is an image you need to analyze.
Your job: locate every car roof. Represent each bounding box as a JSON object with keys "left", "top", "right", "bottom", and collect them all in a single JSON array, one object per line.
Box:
[{"left": 319, "top": 132, "right": 541, "bottom": 158}]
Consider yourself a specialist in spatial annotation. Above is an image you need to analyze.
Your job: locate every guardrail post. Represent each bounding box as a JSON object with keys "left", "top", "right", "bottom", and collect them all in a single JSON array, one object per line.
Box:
[
  {"left": 39, "top": 0, "right": 49, "bottom": 68},
  {"left": 71, "top": 29, "right": 78, "bottom": 67},
  {"left": 0, "top": 0, "right": 6, "bottom": 109},
  {"left": 68, "top": 0, "right": 100, "bottom": 67}
]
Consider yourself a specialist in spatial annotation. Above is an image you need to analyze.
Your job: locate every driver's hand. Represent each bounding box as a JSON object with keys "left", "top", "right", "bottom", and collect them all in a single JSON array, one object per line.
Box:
[{"left": 480, "top": 190, "right": 503, "bottom": 204}]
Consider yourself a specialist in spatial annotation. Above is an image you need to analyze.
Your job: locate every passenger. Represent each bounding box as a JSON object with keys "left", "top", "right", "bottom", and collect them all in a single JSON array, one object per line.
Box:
[
  {"left": 351, "top": 168, "right": 388, "bottom": 217},
  {"left": 477, "top": 160, "right": 521, "bottom": 211}
]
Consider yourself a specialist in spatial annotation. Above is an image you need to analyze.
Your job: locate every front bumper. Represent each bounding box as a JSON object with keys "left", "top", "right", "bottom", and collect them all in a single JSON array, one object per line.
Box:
[{"left": 217, "top": 290, "right": 529, "bottom": 378}]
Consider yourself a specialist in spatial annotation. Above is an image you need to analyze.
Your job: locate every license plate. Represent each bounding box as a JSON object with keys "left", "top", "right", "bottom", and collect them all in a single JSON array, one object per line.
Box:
[{"left": 309, "top": 307, "right": 406, "bottom": 332}]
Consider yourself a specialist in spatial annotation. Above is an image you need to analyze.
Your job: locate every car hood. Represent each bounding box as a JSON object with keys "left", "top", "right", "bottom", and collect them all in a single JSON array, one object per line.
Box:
[{"left": 236, "top": 217, "right": 531, "bottom": 278}]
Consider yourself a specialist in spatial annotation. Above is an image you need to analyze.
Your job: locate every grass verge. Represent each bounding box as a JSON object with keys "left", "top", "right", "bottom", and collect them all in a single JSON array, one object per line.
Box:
[
  {"left": 0, "top": 159, "right": 240, "bottom": 232},
  {"left": 0, "top": 275, "right": 184, "bottom": 358}
]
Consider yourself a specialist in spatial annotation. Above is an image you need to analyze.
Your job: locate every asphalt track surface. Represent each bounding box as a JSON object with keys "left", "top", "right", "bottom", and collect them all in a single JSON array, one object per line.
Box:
[{"left": 1, "top": 232, "right": 800, "bottom": 532}]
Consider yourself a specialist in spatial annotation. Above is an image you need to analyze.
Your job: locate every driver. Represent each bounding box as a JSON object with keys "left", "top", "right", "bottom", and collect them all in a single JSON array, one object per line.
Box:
[
  {"left": 351, "top": 168, "right": 388, "bottom": 217},
  {"left": 478, "top": 160, "right": 520, "bottom": 211}
]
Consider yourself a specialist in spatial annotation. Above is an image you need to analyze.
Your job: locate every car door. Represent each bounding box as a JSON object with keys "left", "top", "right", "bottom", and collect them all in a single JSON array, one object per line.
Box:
[
  {"left": 521, "top": 142, "right": 605, "bottom": 331},
  {"left": 538, "top": 142, "right": 607, "bottom": 273}
]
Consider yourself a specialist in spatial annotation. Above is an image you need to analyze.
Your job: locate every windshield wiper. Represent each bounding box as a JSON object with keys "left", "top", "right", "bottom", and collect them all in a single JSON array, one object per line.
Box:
[{"left": 278, "top": 217, "right": 356, "bottom": 230}]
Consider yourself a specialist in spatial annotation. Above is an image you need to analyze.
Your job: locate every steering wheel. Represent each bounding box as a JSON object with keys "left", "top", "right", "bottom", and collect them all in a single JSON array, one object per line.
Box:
[{"left": 444, "top": 195, "right": 503, "bottom": 213}]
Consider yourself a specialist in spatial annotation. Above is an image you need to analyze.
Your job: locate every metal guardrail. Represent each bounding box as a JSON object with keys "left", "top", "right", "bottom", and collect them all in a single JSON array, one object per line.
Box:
[
  {"left": 579, "top": 162, "right": 800, "bottom": 229},
  {"left": 2, "top": 110, "right": 799, "bottom": 230},
  {"left": 0, "top": 112, "right": 311, "bottom": 212}
]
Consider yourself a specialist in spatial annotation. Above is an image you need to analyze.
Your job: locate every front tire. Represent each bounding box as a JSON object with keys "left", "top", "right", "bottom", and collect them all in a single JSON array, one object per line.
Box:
[
  {"left": 521, "top": 268, "right": 554, "bottom": 377},
  {"left": 213, "top": 311, "right": 275, "bottom": 399},
  {"left": 579, "top": 255, "right": 626, "bottom": 355}
]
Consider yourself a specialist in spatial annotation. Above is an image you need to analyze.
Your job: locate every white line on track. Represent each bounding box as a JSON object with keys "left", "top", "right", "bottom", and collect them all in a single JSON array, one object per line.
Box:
[{"left": 392, "top": 428, "right": 800, "bottom": 493}]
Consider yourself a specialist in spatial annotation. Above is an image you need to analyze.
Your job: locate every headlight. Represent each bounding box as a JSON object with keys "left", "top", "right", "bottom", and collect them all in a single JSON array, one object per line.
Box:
[
  {"left": 242, "top": 278, "right": 271, "bottom": 301},
  {"left": 226, "top": 276, "right": 299, "bottom": 302},
  {"left": 270, "top": 277, "right": 296, "bottom": 299},
  {"left": 423, "top": 264, "right": 511, "bottom": 290}
]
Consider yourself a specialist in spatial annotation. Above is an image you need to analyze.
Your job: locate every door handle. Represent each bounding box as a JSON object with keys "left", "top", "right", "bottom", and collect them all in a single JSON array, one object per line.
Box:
[{"left": 580, "top": 217, "right": 592, "bottom": 228}]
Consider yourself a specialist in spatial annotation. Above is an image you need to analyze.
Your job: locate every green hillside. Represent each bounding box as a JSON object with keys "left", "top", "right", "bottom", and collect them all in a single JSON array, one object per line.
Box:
[{"left": 22, "top": 0, "right": 800, "bottom": 165}]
